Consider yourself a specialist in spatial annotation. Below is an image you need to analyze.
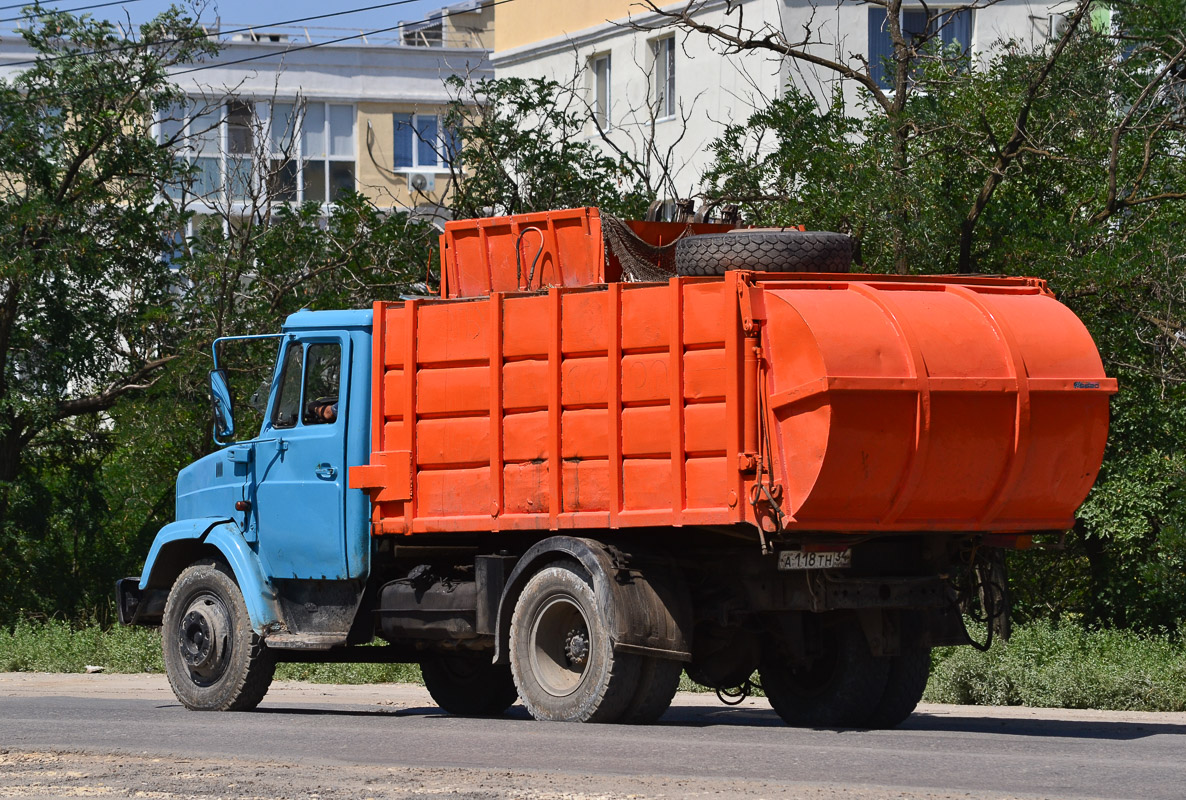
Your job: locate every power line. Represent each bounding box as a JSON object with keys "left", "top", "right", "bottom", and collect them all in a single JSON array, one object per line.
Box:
[
  {"left": 169, "top": 0, "right": 510, "bottom": 79},
  {"left": 1, "top": 0, "right": 505, "bottom": 106},
  {"left": 0, "top": 0, "right": 144, "bottom": 11},
  {"left": 0, "top": 0, "right": 148, "bottom": 24},
  {"left": 0, "top": 0, "right": 461, "bottom": 69}
]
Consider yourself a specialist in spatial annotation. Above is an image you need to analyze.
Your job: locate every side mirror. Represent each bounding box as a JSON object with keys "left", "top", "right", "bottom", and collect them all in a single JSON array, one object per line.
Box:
[{"left": 209, "top": 369, "right": 235, "bottom": 443}]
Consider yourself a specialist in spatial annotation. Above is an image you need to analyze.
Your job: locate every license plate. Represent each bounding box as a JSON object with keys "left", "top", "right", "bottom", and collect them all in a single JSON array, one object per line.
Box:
[{"left": 777, "top": 549, "right": 852, "bottom": 571}]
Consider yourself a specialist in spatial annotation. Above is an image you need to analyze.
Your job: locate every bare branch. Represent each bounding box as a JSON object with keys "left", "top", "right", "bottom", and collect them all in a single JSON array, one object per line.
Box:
[
  {"left": 1090, "top": 40, "right": 1186, "bottom": 225},
  {"left": 955, "top": 0, "right": 1093, "bottom": 273},
  {"left": 55, "top": 356, "right": 178, "bottom": 419}
]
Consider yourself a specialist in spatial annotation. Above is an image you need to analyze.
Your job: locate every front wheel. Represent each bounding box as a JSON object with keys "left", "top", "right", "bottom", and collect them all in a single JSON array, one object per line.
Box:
[
  {"left": 161, "top": 562, "right": 275, "bottom": 711},
  {"left": 421, "top": 654, "right": 519, "bottom": 716},
  {"left": 509, "top": 563, "right": 641, "bottom": 723}
]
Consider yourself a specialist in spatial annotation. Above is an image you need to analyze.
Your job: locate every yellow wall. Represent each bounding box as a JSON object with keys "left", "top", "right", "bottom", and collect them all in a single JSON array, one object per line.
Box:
[
  {"left": 355, "top": 102, "right": 455, "bottom": 209},
  {"left": 494, "top": 0, "right": 639, "bottom": 53},
  {"left": 445, "top": 3, "right": 496, "bottom": 48}
]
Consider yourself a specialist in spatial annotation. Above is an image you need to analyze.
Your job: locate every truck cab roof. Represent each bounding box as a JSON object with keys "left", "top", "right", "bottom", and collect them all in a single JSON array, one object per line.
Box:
[{"left": 282, "top": 308, "right": 374, "bottom": 332}]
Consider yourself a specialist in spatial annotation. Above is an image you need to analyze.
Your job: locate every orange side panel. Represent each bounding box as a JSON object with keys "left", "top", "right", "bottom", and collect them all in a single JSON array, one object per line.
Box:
[
  {"left": 352, "top": 268, "right": 1114, "bottom": 538},
  {"left": 354, "top": 279, "right": 747, "bottom": 535}
]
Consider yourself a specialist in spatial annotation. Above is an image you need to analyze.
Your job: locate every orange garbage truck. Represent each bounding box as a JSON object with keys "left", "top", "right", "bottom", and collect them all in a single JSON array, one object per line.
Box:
[{"left": 117, "top": 207, "right": 1115, "bottom": 727}]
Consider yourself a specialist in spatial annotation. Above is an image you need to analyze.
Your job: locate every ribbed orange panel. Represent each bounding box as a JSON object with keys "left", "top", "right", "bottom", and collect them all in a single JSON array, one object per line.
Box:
[{"left": 353, "top": 271, "right": 1113, "bottom": 537}]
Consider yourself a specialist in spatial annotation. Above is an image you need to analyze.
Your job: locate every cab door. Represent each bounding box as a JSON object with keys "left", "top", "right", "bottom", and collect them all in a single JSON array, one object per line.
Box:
[{"left": 254, "top": 337, "right": 350, "bottom": 579}]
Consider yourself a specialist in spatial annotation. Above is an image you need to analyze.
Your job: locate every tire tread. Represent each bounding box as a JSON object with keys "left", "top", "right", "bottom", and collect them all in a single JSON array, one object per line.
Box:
[
  {"left": 865, "top": 647, "right": 931, "bottom": 729},
  {"left": 675, "top": 231, "right": 852, "bottom": 276},
  {"left": 162, "top": 563, "right": 275, "bottom": 712},
  {"left": 509, "top": 564, "right": 641, "bottom": 723}
]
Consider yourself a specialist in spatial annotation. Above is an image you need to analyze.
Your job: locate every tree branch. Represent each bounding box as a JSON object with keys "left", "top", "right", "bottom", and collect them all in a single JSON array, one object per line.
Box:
[
  {"left": 55, "top": 355, "right": 177, "bottom": 419},
  {"left": 955, "top": 0, "right": 1092, "bottom": 273}
]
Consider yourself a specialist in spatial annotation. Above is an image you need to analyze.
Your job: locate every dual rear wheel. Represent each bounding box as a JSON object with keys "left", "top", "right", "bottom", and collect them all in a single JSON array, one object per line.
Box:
[
  {"left": 759, "top": 618, "right": 930, "bottom": 729},
  {"left": 423, "top": 561, "right": 682, "bottom": 724},
  {"left": 508, "top": 562, "right": 681, "bottom": 724}
]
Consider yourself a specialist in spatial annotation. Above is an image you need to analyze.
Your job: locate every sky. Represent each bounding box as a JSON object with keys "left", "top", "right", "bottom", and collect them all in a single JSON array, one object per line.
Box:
[{"left": 1, "top": 0, "right": 450, "bottom": 39}]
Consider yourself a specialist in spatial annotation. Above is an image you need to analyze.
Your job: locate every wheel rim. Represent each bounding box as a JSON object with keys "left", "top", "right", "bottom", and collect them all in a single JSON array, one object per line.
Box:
[
  {"left": 529, "top": 594, "right": 591, "bottom": 697},
  {"left": 177, "top": 591, "right": 232, "bottom": 686}
]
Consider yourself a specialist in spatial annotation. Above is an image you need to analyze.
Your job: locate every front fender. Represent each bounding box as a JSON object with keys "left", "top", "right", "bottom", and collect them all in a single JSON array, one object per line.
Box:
[{"left": 139, "top": 517, "right": 282, "bottom": 634}]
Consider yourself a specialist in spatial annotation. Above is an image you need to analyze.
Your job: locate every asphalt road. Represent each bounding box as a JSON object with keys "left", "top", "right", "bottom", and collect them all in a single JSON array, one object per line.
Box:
[{"left": 2, "top": 673, "right": 1184, "bottom": 799}]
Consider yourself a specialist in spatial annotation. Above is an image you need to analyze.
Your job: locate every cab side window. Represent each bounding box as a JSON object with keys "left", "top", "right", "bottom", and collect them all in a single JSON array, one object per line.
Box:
[
  {"left": 271, "top": 344, "right": 303, "bottom": 429},
  {"left": 302, "top": 344, "right": 341, "bottom": 425}
]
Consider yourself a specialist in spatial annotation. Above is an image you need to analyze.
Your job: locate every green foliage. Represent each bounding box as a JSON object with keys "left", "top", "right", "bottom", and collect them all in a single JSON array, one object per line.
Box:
[
  {"left": 443, "top": 76, "right": 648, "bottom": 219},
  {"left": 0, "top": 6, "right": 218, "bottom": 622},
  {"left": 926, "top": 619, "right": 1186, "bottom": 711},
  {"left": 0, "top": 10, "right": 439, "bottom": 626}
]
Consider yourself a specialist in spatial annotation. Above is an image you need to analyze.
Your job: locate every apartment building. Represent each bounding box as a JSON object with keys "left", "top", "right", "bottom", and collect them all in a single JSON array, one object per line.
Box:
[
  {"left": 0, "top": 0, "right": 493, "bottom": 219},
  {"left": 491, "top": 0, "right": 1073, "bottom": 195}
]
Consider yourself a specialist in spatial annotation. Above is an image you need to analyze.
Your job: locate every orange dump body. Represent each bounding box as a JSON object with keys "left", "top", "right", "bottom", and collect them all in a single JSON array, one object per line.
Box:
[{"left": 350, "top": 268, "right": 1116, "bottom": 537}]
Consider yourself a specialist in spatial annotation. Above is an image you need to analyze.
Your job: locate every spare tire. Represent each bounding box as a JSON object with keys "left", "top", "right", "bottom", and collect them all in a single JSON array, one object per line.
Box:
[{"left": 675, "top": 230, "right": 852, "bottom": 276}]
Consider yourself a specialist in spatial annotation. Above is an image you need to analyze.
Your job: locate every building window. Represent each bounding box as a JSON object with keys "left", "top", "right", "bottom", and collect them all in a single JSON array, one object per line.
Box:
[
  {"left": 591, "top": 53, "right": 611, "bottom": 129},
  {"left": 868, "top": 7, "right": 974, "bottom": 88},
  {"left": 300, "top": 103, "right": 357, "bottom": 204},
  {"left": 651, "top": 36, "right": 676, "bottom": 119},
  {"left": 160, "top": 99, "right": 356, "bottom": 207},
  {"left": 393, "top": 113, "right": 455, "bottom": 170}
]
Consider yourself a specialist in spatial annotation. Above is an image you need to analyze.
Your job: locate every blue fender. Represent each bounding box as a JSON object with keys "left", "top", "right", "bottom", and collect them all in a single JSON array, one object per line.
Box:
[{"left": 138, "top": 517, "right": 283, "bottom": 634}]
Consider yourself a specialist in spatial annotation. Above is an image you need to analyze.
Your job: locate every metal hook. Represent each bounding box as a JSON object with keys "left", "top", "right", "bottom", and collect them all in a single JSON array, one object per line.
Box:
[{"left": 515, "top": 227, "right": 545, "bottom": 290}]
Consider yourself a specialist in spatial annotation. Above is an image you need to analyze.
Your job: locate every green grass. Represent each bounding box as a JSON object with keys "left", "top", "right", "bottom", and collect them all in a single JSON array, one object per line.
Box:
[
  {"left": 4, "top": 618, "right": 1186, "bottom": 711},
  {"left": 924, "top": 618, "right": 1186, "bottom": 711},
  {"left": 0, "top": 619, "right": 164, "bottom": 673},
  {"left": 274, "top": 661, "right": 421, "bottom": 684},
  {"left": 0, "top": 620, "right": 420, "bottom": 683}
]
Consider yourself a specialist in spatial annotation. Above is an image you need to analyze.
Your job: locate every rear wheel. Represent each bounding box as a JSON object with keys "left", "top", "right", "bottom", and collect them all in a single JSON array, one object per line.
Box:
[
  {"left": 162, "top": 562, "right": 275, "bottom": 711},
  {"left": 620, "top": 657, "right": 682, "bottom": 724},
  {"left": 865, "top": 647, "right": 931, "bottom": 728},
  {"left": 421, "top": 654, "right": 519, "bottom": 717},
  {"left": 759, "top": 619, "right": 889, "bottom": 728},
  {"left": 510, "top": 563, "right": 641, "bottom": 723}
]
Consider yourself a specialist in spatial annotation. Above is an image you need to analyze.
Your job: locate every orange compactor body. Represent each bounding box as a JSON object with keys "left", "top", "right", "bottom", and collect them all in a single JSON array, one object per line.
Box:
[{"left": 350, "top": 207, "right": 1116, "bottom": 539}]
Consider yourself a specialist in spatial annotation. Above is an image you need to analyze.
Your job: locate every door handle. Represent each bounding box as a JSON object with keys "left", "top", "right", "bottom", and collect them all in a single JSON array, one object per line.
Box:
[{"left": 315, "top": 463, "right": 337, "bottom": 480}]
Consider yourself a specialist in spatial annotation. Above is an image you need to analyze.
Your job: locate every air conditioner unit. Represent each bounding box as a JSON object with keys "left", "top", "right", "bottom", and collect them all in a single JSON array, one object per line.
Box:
[
  {"left": 408, "top": 171, "right": 435, "bottom": 193},
  {"left": 1049, "top": 13, "right": 1070, "bottom": 40}
]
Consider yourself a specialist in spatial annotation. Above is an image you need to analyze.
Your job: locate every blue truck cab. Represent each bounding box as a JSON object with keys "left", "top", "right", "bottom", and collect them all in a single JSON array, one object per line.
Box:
[{"left": 117, "top": 309, "right": 375, "bottom": 651}]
